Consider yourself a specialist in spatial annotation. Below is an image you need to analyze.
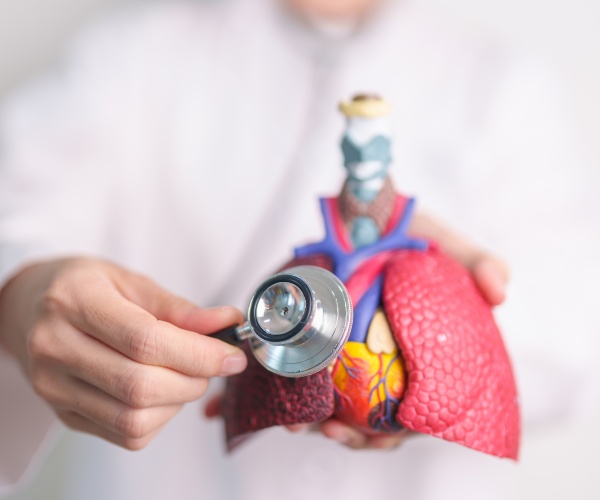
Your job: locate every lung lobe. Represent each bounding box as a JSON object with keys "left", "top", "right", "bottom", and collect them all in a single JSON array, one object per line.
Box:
[{"left": 383, "top": 247, "right": 520, "bottom": 459}]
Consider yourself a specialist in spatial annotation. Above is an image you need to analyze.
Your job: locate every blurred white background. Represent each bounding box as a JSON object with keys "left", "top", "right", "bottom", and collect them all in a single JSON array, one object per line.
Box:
[
  {"left": 1, "top": 0, "right": 599, "bottom": 164},
  {"left": 0, "top": 1, "right": 598, "bottom": 499}
]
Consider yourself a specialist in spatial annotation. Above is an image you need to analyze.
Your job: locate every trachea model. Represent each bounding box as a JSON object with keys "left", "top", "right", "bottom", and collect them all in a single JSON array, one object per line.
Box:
[{"left": 222, "top": 95, "right": 520, "bottom": 459}]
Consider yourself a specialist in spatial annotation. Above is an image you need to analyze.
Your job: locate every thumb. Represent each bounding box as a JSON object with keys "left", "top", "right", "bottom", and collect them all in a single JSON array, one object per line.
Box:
[{"left": 472, "top": 255, "right": 509, "bottom": 306}]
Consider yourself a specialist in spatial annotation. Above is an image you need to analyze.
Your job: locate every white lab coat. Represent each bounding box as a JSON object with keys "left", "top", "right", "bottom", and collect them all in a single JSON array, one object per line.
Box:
[{"left": 1, "top": 0, "right": 598, "bottom": 499}]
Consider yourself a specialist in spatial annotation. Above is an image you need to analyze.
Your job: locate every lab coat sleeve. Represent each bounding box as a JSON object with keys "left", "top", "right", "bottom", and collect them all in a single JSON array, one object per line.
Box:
[
  {"left": 456, "top": 55, "right": 600, "bottom": 426},
  {"left": 0, "top": 11, "right": 152, "bottom": 495}
]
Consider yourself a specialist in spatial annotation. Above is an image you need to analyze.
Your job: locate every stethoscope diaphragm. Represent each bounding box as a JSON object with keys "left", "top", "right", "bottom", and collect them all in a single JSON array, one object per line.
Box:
[{"left": 210, "top": 266, "right": 353, "bottom": 377}]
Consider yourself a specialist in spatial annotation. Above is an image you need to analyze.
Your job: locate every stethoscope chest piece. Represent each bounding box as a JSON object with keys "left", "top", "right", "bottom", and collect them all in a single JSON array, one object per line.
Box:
[{"left": 247, "top": 266, "right": 353, "bottom": 377}]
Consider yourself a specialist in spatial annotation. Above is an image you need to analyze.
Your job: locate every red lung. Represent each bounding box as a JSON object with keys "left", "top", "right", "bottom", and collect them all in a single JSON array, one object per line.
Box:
[
  {"left": 383, "top": 247, "right": 520, "bottom": 459},
  {"left": 222, "top": 248, "right": 520, "bottom": 459},
  {"left": 222, "top": 345, "right": 335, "bottom": 450}
]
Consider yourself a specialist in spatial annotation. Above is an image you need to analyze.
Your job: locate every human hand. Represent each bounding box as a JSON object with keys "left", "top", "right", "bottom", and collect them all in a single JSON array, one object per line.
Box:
[
  {"left": 204, "top": 395, "right": 412, "bottom": 450},
  {"left": 409, "top": 211, "right": 510, "bottom": 305},
  {"left": 0, "top": 258, "right": 246, "bottom": 450}
]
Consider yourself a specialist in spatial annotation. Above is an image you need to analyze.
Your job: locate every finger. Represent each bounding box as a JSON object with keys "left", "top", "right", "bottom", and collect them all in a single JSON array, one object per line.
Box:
[
  {"left": 67, "top": 284, "right": 247, "bottom": 377},
  {"left": 366, "top": 429, "right": 410, "bottom": 449},
  {"left": 35, "top": 318, "right": 213, "bottom": 408},
  {"left": 52, "top": 324, "right": 209, "bottom": 408},
  {"left": 409, "top": 212, "right": 509, "bottom": 304},
  {"left": 319, "top": 419, "right": 369, "bottom": 449},
  {"left": 285, "top": 424, "right": 310, "bottom": 433},
  {"left": 113, "top": 271, "right": 245, "bottom": 334},
  {"left": 58, "top": 410, "right": 163, "bottom": 451},
  {"left": 409, "top": 212, "right": 483, "bottom": 268},
  {"left": 46, "top": 372, "right": 182, "bottom": 439},
  {"left": 472, "top": 255, "right": 509, "bottom": 305}
]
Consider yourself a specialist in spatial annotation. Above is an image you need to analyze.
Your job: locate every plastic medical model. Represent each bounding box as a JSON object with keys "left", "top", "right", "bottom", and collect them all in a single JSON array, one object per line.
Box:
[{"left": 221, "top": 95, "right": 520, "bottom": 459}]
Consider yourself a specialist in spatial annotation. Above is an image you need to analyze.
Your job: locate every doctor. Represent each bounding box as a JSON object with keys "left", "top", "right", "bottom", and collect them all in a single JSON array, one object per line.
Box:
[{"left": 0, "top": 0, "right": 594, "bottom": 499}]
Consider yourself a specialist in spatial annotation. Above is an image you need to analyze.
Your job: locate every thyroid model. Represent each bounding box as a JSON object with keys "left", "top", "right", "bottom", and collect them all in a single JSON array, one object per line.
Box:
[{"left": 222, "top": 95, "right": 520, "bottom": 459}]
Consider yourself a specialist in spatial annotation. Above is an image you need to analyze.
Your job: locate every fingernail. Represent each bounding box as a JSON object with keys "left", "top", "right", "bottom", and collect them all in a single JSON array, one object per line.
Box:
[
  {"left": 338, "top": 436, "right": 352, "bottom": 445},
  {"left": 334, "top": 431, "right": 353, "bottom": 445},
  {"left": 287, "top": 424, "right": 308, "bottom": 433},
  {"left": 220, "top": 354, "right": 247, "bottom": 376}
]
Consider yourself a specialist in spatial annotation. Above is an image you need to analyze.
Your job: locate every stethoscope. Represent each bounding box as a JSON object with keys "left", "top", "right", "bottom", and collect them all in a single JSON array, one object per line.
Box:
[{"left": 210, "top": 266, "right": 353, "bottom": 378}]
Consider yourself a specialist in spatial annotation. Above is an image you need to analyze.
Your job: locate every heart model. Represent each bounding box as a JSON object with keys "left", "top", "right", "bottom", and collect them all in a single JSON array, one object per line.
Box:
[{"left": 222, "top": 95, "right": 520, "bottom": 460}]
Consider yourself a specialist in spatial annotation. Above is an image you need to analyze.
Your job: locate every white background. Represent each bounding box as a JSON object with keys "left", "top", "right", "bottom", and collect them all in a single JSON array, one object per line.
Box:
[{"left": 1, "top": 0, "right": 599, "bottom": 164}]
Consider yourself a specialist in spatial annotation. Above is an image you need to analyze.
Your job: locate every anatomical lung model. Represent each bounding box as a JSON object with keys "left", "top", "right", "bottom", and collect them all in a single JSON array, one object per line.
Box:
[{"left": 222, "top": 95, "right": 520, "bottom": 459}]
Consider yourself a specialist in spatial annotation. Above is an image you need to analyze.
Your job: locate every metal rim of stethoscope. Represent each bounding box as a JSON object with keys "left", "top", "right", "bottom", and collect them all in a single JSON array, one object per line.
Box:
[{"left": 246, "top": 266, "right": 354, "bottom": 378}]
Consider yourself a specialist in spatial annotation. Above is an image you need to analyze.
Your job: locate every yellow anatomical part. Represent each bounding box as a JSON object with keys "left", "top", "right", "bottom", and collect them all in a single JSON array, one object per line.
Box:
[{"left": 330, "top": 309, "right": 407, "bottom": 433}]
